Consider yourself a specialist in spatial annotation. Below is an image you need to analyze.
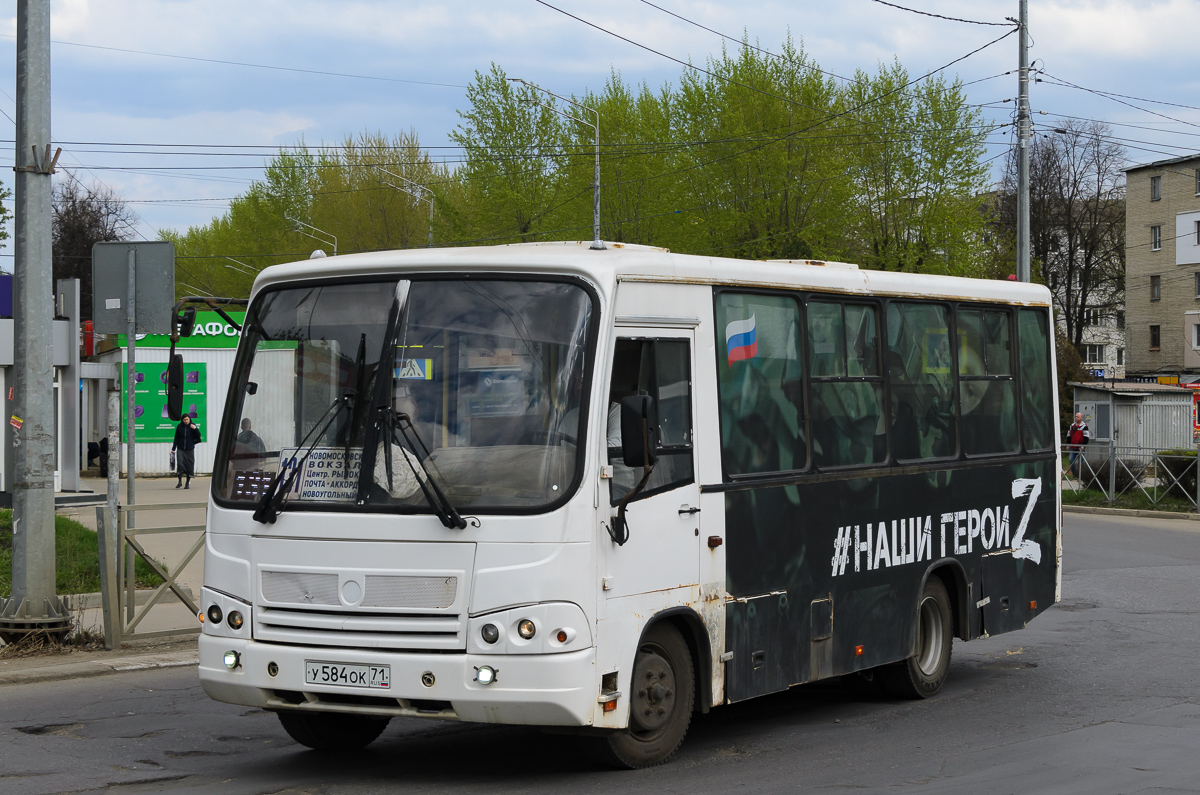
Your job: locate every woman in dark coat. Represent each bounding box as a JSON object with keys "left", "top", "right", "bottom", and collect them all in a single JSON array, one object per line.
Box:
[{"left": 172, "top": 415, "right": 202, "bottom": 489}]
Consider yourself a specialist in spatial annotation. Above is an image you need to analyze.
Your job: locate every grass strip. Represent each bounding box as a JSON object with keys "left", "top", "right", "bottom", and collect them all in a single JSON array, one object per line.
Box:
[{"left": 0, "top": 508, "right": 164, "bottom": 596}]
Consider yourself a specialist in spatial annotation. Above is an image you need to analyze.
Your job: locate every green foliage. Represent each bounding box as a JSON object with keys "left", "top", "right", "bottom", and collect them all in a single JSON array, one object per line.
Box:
[
  {"left": 0, "top": 179, "right": 11, "bottom": 250},
  {"left": 0, "top": 509, "right": 163, "bottom": 596},
  {"left": 169, "top": 41, "right": 997, "bottom": 288}
]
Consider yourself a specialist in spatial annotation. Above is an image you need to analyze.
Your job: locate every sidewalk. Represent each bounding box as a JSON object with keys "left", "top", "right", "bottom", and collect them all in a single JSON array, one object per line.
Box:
[{"left": 0, "top": 636, "right": 198, "bottom": 687}]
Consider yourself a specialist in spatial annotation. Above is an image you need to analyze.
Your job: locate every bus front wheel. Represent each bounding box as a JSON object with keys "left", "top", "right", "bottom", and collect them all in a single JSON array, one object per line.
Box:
[
  {"left": 277, "top": 710, "right": 390, "bottom": 751},
  {"left": 592, "top": 623, "right": 695, "bottom": 769},
  {"left": 881, "top": 577, "right": 953, "bottom": 699}
]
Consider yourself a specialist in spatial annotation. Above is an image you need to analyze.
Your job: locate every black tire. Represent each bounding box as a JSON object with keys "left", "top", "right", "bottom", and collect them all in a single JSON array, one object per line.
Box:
[
  {"left": 591, "top": 623, "right": 696, "bottom": 769},
  {"left": 277, "top": 710, "right": 390, "bottom": 751},
  {"left": 880, "top": 577, "right": 953, "bottom": 699}
]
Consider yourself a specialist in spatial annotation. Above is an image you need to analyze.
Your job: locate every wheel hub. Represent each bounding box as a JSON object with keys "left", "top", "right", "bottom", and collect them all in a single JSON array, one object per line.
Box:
[{"left": 630, "top": 650, "right": 676, "bottom": 733}]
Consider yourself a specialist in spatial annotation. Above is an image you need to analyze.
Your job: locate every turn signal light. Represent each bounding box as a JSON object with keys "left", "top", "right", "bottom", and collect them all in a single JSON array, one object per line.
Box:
[
  {"left": 603, "top": 699, "right": 618, "bottom": 713},
  {"left": 556, "top": 630, "right": 568, "bottom": 643}
]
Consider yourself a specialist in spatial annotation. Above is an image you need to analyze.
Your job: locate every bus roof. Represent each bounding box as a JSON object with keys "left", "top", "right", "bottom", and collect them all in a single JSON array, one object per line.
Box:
[{"left": 251, "top": 240, "right": 1052, "bottom": 307}]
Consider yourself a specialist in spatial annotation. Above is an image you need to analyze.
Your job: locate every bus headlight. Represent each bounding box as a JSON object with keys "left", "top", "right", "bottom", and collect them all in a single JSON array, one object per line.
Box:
[
  {"left": 517, "top": 619, "right": 536, "bottom": 639},
  {"left": 481, "top": 623, "right": 500, "bottom": 644},
  {"left": 207, "top": 605, "right": 223, "bottom": 624},
  {"left": 227, "top": 611, "right": 244, "bottom": 631}
]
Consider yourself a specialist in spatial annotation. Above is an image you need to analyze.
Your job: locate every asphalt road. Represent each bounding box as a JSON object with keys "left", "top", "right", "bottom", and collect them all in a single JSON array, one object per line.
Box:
[{"left": 3, "top": 512, "right": 1200, "bottom": 795}]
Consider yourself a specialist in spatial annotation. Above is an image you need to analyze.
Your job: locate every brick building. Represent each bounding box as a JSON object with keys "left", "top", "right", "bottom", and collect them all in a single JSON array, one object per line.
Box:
[{"left": 1125, "top": 154, "right": 1200, "bottom": 378}]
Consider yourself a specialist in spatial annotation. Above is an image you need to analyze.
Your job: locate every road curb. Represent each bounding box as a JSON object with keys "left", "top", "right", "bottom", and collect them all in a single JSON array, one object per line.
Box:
[
  {"left": 0, "top": 651, "right": 198, "bottom": 687},
  {"left": 1064, "top": 504, "right": 1200, "bottom": 522}
]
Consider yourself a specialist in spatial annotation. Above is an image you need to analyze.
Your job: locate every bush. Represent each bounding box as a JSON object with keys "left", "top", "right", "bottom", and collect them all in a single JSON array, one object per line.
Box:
[{"left": 1156, "top": 449, "right": 1198, "bottom": 503}]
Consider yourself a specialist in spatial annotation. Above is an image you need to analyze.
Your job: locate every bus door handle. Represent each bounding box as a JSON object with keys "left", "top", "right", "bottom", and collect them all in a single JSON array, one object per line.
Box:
[{"left": 678, "top": 505, "right": 701, "bottom": 515}]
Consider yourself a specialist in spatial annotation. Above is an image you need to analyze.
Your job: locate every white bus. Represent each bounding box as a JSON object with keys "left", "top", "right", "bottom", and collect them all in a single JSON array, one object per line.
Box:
[{"left": 198, "top": 242, "right": 1061, "bottom": 768}]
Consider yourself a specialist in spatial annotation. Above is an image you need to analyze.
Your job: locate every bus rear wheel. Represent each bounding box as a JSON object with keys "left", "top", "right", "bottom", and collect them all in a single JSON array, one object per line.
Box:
[
  {"left": 277, "top": 710, "right": 390, "bottom": 751},
  {"left": 881, "top": 577, "right": 953, "bottom": 699},
  {"left": 592, "top": 623, "right": 695, "bottom": 769}
]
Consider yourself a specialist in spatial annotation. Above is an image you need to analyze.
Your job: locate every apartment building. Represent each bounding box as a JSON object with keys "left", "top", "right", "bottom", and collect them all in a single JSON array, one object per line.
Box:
[
  {"left": 1125, "top": 154, "right": 1200, "bottom": 377},
  {"left": 1075, "top": 304, "right": 1126, "bottom": 379}
]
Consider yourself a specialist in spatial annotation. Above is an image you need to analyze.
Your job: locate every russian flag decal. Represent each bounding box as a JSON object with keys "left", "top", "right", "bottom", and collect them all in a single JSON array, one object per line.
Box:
[{"left": 726, "top": 314, "right": 758, "bottom": 366}]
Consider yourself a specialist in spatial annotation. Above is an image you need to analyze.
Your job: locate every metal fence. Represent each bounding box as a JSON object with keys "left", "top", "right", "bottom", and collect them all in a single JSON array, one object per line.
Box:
[
  {"left": 1062, "top": 443, "right": 1200, "bottom": 510},
  {"left": 95, "top": 501, "right": 206, "bottom": 647}
]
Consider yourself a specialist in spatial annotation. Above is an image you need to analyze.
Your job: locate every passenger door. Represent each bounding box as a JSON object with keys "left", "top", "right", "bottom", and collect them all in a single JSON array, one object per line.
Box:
[{"left": 603, "top": 330, "right": 701, "bottom": 599}]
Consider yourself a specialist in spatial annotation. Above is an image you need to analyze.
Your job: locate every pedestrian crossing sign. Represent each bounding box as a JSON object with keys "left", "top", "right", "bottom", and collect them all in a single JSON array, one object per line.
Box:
[{"left": 395, "top": 358, "right": 433, "bottom": 380}]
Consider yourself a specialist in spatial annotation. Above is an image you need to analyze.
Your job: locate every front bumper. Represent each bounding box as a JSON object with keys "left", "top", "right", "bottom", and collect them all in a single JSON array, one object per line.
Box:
[{"left": 198, "top": 634, "right": 596, "bottom": 726}]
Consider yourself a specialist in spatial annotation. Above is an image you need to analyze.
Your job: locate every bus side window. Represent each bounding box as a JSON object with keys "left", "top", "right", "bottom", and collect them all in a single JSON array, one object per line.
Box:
[
  {"left": 959, "top": 309, "right": 1018, "bottom": 455},
  {"left": 808, "top": 300, "right": 885, "bottom": 468},
  {"left": 1018, "top": 308, "right": 1054, "bottom": 451},
  {"left": 715, "top": 292, "right": 806, "bottom": 476},
  {"left": 608, "top": 338, "right": 695, "bottom": 503},
  {"left": 886, "top": 302, "right": 956, "bottom": 461}
]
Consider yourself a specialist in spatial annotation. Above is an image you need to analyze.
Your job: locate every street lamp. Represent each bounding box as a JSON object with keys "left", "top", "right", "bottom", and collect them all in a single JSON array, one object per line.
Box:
[
  {"left": 508, "top": 78, "right": 604, "bottom": 250},
  {"left": 376, "top": 167, "right": 434, "bottom": 247},
  {"left": 223, "top": 257, "right": 255, "bottom": 275},
  {"left": 285, "top": 216, "right": 337, "bottom": 256}
]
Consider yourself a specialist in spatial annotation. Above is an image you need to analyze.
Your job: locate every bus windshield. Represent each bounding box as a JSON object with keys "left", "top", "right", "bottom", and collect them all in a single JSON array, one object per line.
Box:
[{"left": 215, "top": 277, "right": 595, "bottom": 513}]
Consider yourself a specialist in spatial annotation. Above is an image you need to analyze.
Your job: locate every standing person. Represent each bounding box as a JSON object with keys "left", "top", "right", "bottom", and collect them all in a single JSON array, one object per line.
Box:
[
  {"left": 172, "top": 414, "right": 202, "bottom": 489},
  {"left": 1066, "top": 411, "right": 1090, "bottom": 479}
]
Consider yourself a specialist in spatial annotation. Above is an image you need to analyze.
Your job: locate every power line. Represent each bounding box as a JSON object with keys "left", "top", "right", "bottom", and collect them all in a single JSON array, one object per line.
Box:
[
  {"left": 868, "top": 0, "right": 1016, "bottom": 26},
  {"left": 0, "top": 34, "right": 468, "bottom": 89}
]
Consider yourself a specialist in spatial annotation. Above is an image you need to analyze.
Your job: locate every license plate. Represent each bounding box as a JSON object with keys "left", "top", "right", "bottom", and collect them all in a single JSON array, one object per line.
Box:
[{"left": 304, "top": 661, "right": 391, "bottom": 689}]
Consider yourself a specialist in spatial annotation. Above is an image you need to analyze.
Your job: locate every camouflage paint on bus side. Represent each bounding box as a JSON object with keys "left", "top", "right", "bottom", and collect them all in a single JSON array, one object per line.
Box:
[{"left": 721, "top": 457, "right": 1057, "bottom": 703}]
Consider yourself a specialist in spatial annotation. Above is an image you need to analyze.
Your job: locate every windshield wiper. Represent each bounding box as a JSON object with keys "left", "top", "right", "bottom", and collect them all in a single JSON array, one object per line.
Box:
[
  {"left": 252, "top": 392, "right": 353, "bottom": 524},
  {"left": 383, "top": 407, "right": 467, "bottom": 530}
]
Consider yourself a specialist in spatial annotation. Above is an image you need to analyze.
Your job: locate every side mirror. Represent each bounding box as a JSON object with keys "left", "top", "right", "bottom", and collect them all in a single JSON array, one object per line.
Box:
[
  {"left": 620, "top": 395, "right": 658, "bottom": 469},
  {"left": 177, "top": 307, "right": 197, "bottom": 338},
  {"left": 166, "top": 354, "right": 184, "bottom": 421}
]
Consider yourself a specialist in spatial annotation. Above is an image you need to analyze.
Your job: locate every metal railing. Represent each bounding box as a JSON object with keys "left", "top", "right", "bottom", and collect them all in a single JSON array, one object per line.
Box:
[
  {"left": 1062, "top": 443, "right": 1200, "bottom": 511},
  {"left": 96, "top": 501, "right": 206, "bottom": 647}
]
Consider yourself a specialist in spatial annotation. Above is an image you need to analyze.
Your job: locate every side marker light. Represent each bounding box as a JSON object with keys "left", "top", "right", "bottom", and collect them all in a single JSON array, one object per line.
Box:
[
  {"left": 603, "top": 699, "right": 618, "bottom": 712},
  {"left": 855, "top": 645, "right": 864, "bottom": 656},
  {"left": 1030, "top": 600, "right": 1037, "bottom": 610}
]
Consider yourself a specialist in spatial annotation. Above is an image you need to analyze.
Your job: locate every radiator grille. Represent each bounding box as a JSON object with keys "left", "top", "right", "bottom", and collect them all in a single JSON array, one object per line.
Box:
[
  {"left": 254, "top": 607, "right": 464, "bottom": 651},
  {"left": 261, "top": 571, "right": 340, "bottom": 606},
  {"left": 363, "top": 575, "right": 457, "bottom": 609}
]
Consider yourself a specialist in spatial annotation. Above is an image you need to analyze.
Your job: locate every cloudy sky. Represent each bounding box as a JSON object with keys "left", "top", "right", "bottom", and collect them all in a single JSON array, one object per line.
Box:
[{"left": 0, "top": 0, "right": 1196, "bottom": 251}]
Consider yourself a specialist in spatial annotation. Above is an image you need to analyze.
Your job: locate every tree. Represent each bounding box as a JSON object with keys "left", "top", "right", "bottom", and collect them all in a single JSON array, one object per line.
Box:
[
  {"left": 998, "top": 120, "right": 1126, "bottom": 348},
  {"left": 52, "top": 176, "right": 136, "bottom": 321},
  {"left": 0, "top": 179, "right": 12, "bottom": 254}
]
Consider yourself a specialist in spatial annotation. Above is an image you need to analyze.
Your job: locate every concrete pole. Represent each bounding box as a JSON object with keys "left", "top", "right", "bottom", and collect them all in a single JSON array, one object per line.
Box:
[
  {"left": 0, "top": 0, "right": 67, "bottom": 637},
  {"left": 1015, "top": 0, "right": 1031, "bottom": 283},
  {"left": 591, "top": 119, "right": 602, "bottom": 250}
]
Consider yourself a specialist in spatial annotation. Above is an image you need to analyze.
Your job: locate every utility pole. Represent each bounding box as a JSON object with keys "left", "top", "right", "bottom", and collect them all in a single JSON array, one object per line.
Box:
[
  {"left": 0, "top": 1, "right": 68, "bottom": 641},
  {"left": 1015, "top": 0, "right": 1031, "bottom": 283}
]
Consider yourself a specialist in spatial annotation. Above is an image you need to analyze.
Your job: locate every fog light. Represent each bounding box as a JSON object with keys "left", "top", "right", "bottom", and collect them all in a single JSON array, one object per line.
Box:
[
  {"left": 481, "top": 623, "right": 499, "bottom": 644},
  {"left": 223, "top": 650, "right": 241, "bottom": 669},
  {"left": 207, "top": 605, "right": 223, "bottom": 624},
  {"left": 474, "top": 665, "right": 498, "bottom": 685},
  {"left": 517, "top": 619, "right": 536, "bottom": 639},
  {"left": 227, "top": 611, "right": 244, "bottom": 631}
]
